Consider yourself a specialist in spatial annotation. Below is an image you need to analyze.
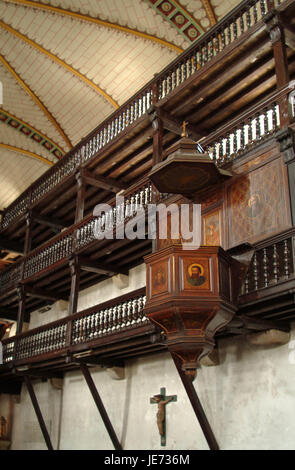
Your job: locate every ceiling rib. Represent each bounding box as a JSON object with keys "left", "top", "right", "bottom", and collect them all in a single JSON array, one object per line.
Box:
[
  {"left": 2, "top": 0, "right": 183, "bottom": 54},
  {"left": 0, "top": 53, "right": 73, "bottom": 150},
  {"left": 0, "top": 143, "right": 54, "bottom": 166},
  {"left": 0, "top": 107, "right": 65, "bottom": 158},
  {"left": 201, "top": 0, "right": 217, "bottom": 26},
  {"left": 0, "top": 19, "right": 119, "bottom": 110}
]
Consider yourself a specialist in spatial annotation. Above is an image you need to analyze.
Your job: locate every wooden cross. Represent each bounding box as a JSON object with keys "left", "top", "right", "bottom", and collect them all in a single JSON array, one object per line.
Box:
[
  {"left": 181, "top": 120, "right": 188, "bottom": 138},
  {"left": 150, "top": 387, "right": 177, "bottom": 446}
]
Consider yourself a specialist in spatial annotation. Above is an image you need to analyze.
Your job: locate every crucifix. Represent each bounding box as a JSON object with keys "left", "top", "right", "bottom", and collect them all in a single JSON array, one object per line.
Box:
[{"left": 150, "top": 387, "right": 177, "bottom": 446}]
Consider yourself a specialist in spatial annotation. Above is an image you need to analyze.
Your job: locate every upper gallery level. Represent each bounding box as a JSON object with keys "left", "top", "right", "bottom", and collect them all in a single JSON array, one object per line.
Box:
[
  {"left": 0, "top": 0, "right": 293, "bottom": 239},
  {"left": 0, "top": 0, "right": 295, "bottom": 316}
]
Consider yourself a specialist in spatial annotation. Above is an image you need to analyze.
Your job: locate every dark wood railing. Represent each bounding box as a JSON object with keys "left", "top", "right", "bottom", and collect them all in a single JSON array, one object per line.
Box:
[
  {"left": 1, "top": 288, "right": 148, "bottom": 364},
  {"left": 0, "top": 178, "right": 153, "bottom": 294},
  {"left": 0, "top": 0, "right": 285, "bottom": 232},
  {"left": 203, "top": 95, "right": 281, "bottom": 164},
  {"left": 240, "top": 229, "right": 295, "bottom": 295},
  {"left": 155, "top": 0, "right": 272, "bottom": 101}
]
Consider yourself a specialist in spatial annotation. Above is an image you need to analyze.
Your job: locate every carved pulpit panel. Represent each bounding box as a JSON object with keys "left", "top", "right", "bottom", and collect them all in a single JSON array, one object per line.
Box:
[{"left": 145, "top": 245, "right": 242, "bottom": 380}]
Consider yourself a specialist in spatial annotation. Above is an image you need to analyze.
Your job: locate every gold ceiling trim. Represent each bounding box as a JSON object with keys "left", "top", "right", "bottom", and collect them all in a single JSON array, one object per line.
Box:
[
  {"left": 3, "top": 0, "right": 183, "bottom": 54},
  {"left": 0, "top": 54, "right": 72, "bottom": 150},
  {"left": 0, "top": 20, "right": 119, "bottom": 110},
  {"left": 0, "top": 107, "right": 65, "bottom": 158},
  {"left": 0, "top": 143, "right": 54, "bottom": 166},
  {"left": 201, "top": 0, "right": 217, "bottom": 26}
]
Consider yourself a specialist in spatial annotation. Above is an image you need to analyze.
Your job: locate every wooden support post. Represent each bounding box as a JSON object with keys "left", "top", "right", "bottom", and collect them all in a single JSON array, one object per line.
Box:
[
  {"left": 66, "top": 256, "right": 80, "bottom": 347},
  {"left": 276, "top": 128, "right": 295, "bottom": 225},
  {"left": 79, "top": 362, "right": 122, "bottom": 450},
  {"left": 68, "top": 256, "right": 80, "bottom": 316},
  {"left": 23, "top": 376, "right": 54, "bottom": 451},
  {"left": 265, "top": 12, "right": 290, "bottom": 126},
  {"left": 16, "top": 284, "right": 26, "bottom": 335},
  {"left": 151, "top": 114, "right": 163, "bottom": 167},
  {"left": 75, "top": 170, "right": 86, "bottom": 223},
  {"left": 172, "top": 354, "right": 219, "bottom": 451},
  {"left": 24, "top": 211, "right": 33, "bottom": 255},
  {"left": 266, "top": 14, "right": 289, "bottom": 89}
]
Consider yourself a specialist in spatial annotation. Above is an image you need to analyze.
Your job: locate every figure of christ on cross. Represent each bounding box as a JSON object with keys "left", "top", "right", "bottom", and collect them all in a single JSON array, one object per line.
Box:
[{"left": 150, "top": 387, "right": 177, "bottom": 446}]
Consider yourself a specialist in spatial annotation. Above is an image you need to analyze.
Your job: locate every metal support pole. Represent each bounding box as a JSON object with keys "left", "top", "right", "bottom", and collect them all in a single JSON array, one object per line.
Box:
[
  {"left": 172, "top": 354, "right": 219, "bottom": 450},
  {"left": 79, "top": 362, "right": 122, "bottom": 450},
  {"left": 24, "top": 375, "right": 54, "bottom": 450}
]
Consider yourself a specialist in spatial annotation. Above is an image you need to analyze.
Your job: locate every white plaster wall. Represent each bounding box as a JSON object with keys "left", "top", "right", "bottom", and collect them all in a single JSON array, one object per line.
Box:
[
  {"left": 6, "top": 263, "right": 295, "bottom": 450},
  {"left": 7, "top": 322, "right": 295, "bottom": 450},
  {"left": 57, "top": 326, "right": 295, "bottom": 451},
  {"left": 10, "top": 379, "right": 62, "bottom": 450},
  {"left": 0, "top": 393, "right": 11, "bottom": 417},
  {"left": 28, "top": 263, "right": 146, "bottom": 330},
  {"left": 77, "top": 263, "right": 146, "bottom": 312}
]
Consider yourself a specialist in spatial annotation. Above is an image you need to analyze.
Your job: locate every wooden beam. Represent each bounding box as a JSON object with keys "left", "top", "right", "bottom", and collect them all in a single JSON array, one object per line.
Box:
[
  {"left": 25, "top": 285, "right": 68, "bottom": 302},
  {"left": 18, "top": 370, "right": 64, "bottom": 380},
  {"left": 23, "top": 376, "right": 54, "bottom": 450},
  {"left": 279, "top": 12, "right": 295, "bottom": 50},
  {"left": 78, "top": 256, "right": 128, "bottom": 276},
  {"left": 0, "top": 307, "right": 18, "bottom": 320},
  {"left": 31, "top": 212, "right": 69, "bottom": 231},
  {"left": 148, "top": 106, "right": 203, "bottom": 142},
  {"left": 239, "top": 315, "right": 290, "bottom": 332},
  {"left": 172, "top": 353, "right": 219, "bottom": 451},
  {"left": 83, "top": 170, "right": 127, "bottom": 193},
  {"left": 0, "top": 236, "right": 24, "bottom": 255},
  {"left": 79, "top": 362, "right": 122, "bottom": 450},
  {"left": 186, "top": 52, "right": 274, "bottom": 124},
  {"left": 173, "top": 38, "right": 270, "bottom": 116}
]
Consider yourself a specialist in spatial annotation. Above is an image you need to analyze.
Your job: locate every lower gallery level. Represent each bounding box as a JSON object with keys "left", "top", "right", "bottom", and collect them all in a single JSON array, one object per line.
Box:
[{"left": 1, "top": 264, "right": 295, "bottom": 450}]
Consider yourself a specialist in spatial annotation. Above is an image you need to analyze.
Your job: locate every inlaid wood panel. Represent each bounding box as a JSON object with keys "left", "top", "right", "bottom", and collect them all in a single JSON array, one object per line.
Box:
[
  {"left": 202, "top": 208, "right": 223, "bottom": 247},
  {"left": 227, "top": 157, "right": 290, "bottom": 247}
]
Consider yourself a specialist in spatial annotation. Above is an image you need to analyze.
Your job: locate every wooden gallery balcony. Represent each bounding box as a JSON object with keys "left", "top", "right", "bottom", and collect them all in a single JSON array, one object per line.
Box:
[{"left": 0, "top": 0, "right": 295, "bottom": 381}]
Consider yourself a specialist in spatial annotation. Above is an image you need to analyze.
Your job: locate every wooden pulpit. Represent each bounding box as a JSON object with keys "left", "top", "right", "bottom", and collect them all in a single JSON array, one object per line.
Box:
[{"left": 144, "top": 245, "right": 242, "bottom": 380}]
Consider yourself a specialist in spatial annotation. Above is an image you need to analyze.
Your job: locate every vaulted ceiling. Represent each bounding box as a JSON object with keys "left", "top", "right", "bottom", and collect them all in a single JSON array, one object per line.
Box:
[{"left": 0, "top": 0, "right": 240, "bottom": 215}]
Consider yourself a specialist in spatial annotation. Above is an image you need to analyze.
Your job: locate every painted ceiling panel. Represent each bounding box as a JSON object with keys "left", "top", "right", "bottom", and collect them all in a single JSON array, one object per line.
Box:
[
  {"left": 0, "top": 32, "right": 114, "bottom": 146},
  {"left": 31, "top": 0, "right": 188, "bottom": 48},
  {"left": 0, "top": 2, "right": 180, "bottom": 106},
  {"left": 0, "top": 120, "right": 57, "bottom": 164},
  {"left": 210, "top": 0, "right": 241, "bottom": 19},
  {"left": 0, "top": 0, "right": 242, "bottom": 216},
  {"left": 0, "top": 62, "right": 66, "bottom": 149},
  {"left": 0, "top": 148, "right": 47, "bottom": 210}
]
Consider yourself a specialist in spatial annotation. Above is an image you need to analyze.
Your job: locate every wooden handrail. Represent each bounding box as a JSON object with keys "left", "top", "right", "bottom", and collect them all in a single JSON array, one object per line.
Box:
[{"left": 1, "top": 287, "right": 147, "bottom": 364}]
